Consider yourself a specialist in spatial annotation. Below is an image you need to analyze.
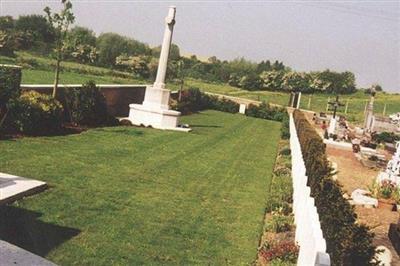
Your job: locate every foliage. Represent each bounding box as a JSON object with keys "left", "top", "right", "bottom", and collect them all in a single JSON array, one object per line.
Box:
[
  {"left": 116, "top": 54, "right": 150, "bottom": 78},
  {"left": 15, "top": 15, "right": 55, "bottom": 51},
  {"left": 372, "top": 131, "right": 400, "bottom": 144},
  {"left": 265, "top": 212, "right": 293, "bottom": 233},
  {"left": 293, "top": 110, "right": 377, "bottom": 265},
  {"left": 245, "top": 102, "right": 287, "bottom": 122},
  {"left": 44, "top": 0, "right": 76, "bottom": 98},
  {"left": 238, "top": 73, "right": 262, "bottom": 91},
  {"left": 96, "top": 32, "right": 151, "bottom": 67},
  {"left": 64, "top": 80, "right": 112, "bottom": 126},
  {"left": 259, "top": 241, "right": 298, "bottom": 264},
  {"left": 175, "top": 87, "right": 239, "bottom": 114},
  {"left": 260, "top": 70, "right": 285, "bottom": 91},
  {"left": 0, "top": 65, "right": 21, "bottom": 130},
  {"left": 369, "top": 180, "right": 399, "bottom": 200},
  {"left": 8, "top": 90, "right": 63, "bottom": 135}
]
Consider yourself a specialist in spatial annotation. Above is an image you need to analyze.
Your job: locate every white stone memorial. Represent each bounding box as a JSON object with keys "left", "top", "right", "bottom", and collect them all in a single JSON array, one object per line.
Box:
[
  {"left": 378, "top": 141, "right": 400, "bottom": 185},
  {"left": 128, "top": 7, "right": 190, "bottom": 132}
]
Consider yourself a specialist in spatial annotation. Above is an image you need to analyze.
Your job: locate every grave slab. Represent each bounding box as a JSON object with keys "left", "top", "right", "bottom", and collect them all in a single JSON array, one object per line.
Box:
[
  {"left": 0, "top": 240, "right": 56, "bottom": 266},
  {"left": 0, "top": 172, "right": 47, "bottom": 205}
]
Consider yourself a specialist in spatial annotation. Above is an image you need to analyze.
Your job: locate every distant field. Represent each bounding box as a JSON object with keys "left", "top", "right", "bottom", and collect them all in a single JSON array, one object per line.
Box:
[
  {"left": 1, "top": 52, "right": 399, "bottom": 124},
  {"left": 187, "top": 79, "right": 400, "bottom": 124}
]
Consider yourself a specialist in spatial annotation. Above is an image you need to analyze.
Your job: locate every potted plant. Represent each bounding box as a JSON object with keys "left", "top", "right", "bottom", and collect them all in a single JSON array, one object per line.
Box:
[{"left": 369, "top": 180, "right": 397, "bottom": 211}]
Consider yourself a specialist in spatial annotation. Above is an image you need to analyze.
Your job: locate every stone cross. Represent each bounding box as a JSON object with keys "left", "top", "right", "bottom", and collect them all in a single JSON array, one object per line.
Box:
[
  {"left": 364, "top": 87, "right": 376, "bottom": 131},
  {"left": 154, "top": 6, "right": 176, "bottom": 89},
  {"left": 327, "top": 95, "right": 344, "bottom": 119},
  {"left": 128, "top": 7, "right": 190, "bottom": 132}
]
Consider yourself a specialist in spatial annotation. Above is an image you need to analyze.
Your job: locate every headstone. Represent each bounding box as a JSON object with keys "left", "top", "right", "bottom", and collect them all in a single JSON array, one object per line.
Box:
[
  {"left": 364, "top": 87, "right": 376, "bottom": 132},
  {"left": 239, "top": 104, "right": 246, "bottom": 114},
  {"left": 128, "top": 7, "right": 190, "bottom": 132},
  {"left": 378, "top": 141, "right": 400, "bottom": 185},
  {"left": 327, "top": 95, "right": 344, "bottom": 136}
]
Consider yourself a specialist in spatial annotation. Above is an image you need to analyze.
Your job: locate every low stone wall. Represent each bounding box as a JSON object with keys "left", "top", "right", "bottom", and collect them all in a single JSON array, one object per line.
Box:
[
  {"left": 289, "top": 113, "right": 331, "bottom": 266},
  {"left": 20, "top": 84, "right": 148, "bottom": 117}
]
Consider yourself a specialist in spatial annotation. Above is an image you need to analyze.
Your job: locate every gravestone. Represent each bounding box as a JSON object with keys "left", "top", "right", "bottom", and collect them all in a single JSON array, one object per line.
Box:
[
  {"left": 377, "top": 141, "right": 400, "bottom": 185},
  {"left": 128, "top": 7, "right": 190, "bottom": 132},
  {"left": 327, "top": 95, "right": 344, "bottom": 135}
]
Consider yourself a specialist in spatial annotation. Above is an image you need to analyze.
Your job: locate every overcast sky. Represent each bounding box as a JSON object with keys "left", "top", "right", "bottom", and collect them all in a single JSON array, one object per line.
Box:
[{"left": 1, "top": 0, "right": 399, "bottom": 92}]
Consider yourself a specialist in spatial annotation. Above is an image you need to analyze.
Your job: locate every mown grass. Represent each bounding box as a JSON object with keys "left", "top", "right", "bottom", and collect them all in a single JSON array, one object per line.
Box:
[
  {"left": 0, "top": 110, "right": 281, "bottom": 265},
  {"left": 1, "top": 52, "right": 399, "bottom": 124}
]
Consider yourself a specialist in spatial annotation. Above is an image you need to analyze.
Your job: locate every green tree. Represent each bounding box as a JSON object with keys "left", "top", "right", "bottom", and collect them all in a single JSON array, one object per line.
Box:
[
  {"left": 96, "top": 32, "right": 150, "bottom": 67},
  {"left": 116, "top": 54, "right": 150, "bottom": 78},
  {"left": 44, "top": 0, "right": 75, "bottom": 98},
  {"left": 260, "top": 70, "right": 285, "bottom": 91},
  {"left": 152, "top": 43, "right": 181, "bottom": 61},
  {"left": 15, "top": 14, "right": 55, "bottom": 48},
  {"left": 239, "top": 73, "right": 262, "bottom": 91},
  {"left": 282, "top": 72, "right": 312, "bottom": 93}
]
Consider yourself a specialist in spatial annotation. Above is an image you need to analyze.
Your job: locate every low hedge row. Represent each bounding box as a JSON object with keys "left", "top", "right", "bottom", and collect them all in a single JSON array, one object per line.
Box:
[
  {"left": 175, "top": 87, "right": 289, "bottom": 135},
  {"left": 293, "top": 110, "right": 377, "bottom": 266}
]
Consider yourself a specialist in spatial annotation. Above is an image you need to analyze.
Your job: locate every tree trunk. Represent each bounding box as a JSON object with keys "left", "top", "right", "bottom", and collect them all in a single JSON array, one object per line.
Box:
[{"left": 53, "top": 51, "right": 61, "bottom": 98}]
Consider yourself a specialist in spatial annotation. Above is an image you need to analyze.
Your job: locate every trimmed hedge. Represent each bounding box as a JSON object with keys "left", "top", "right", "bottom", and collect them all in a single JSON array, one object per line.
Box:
[
  {"left": 175, "top": 88, "right": 288, "bottom": 128},
  {"left": 175, "top": 87, "right": 239, "bottom": 115},
  {"left": 293, "top": 110, "right": 377, "bottom": 266},
  {"left": 0, "top": 64, "right": 22, "bottom": 131}
]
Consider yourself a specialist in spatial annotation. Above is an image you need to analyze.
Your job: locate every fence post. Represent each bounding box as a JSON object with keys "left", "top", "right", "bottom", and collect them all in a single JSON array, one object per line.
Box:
[{"left": 326, "top": 97, "right": 330, "bottom": 112}]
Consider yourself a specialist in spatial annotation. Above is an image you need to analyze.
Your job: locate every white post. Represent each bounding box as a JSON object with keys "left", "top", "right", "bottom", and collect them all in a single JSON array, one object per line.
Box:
[
  {"left": 154, "top": 6, "right": 176, "bottom": 89},
  {"left": 326, "top": 97, "right": 330, "bottom": 112},
  {"left": 345, "top": 99, "right": 349, "bottom": 114},
  {"left": 296, "top": 92, "right": 302, "bottom": 109}
]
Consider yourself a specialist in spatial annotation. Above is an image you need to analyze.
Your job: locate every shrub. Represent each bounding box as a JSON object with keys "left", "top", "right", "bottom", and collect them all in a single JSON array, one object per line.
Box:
[
  {"left": 259, "top": 240, "right": 298, "bottom": 263},
  {"left": 265, "top": 213, "right": 293, "bottom": 233},
  {"left": 372, "top": 131, "right": 400, "bottom": 144},
  {"left": 175, "top": 87, "right": 206, "bottom": 115},
  {"left": 64, "top": 81, "right": 114, "bottom": 126},
  {"left": 8, "top": 90, "right": 63, "bottom": 135},
  {"left": 245, "top": 102, "right": 287, "bottom": 122},
  {"left": 293, "top": 110, "right": 377, "bottom": 265},
  {"left": 175, "top": 87, "right": 239, "bottom": 114},
  {"left": 279, "top": 147, "right": 291, "bottom": 156},
  {"left": 0, "top": 64, "right": 21, "bottom": 131},
  {"left": 369, "top": 180, "right": 398, "bottom": 200}
]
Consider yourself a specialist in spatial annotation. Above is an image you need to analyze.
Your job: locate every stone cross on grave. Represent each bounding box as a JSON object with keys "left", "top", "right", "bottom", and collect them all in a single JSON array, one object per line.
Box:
[
  {"left": 328, "top": 95, "right": 344, "bottom": 119},
  {"left": 128, "top": 7, "right": 191, "bottom": 132},
  {"left": 327, "top": 95, "right": 344, "bottom": 135}
]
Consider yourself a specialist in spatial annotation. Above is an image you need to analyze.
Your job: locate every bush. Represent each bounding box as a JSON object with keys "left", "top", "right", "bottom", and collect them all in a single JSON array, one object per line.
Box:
[
  {"left": 0, "top": 64, "right": 21, "bottom": 131},
  {"left": 64, "top": 81, "right": 115, "bottom": 126},
  {"left": 259, "top": 240, "right": 298, "bottom": 263},
  {"left": 372, "top": 131, "right": 400, "bottom": 144},
  {"left": 175, "top": 87, "right": 239, "bottom": 114},
  {"left": 293, "top": 110, "right": 377, "bottom": 265},
  {"left": 245, "top": 102, "right": 287, "bottom": 122},
  {"left": 8, "top": 90, "right": 63, "bottom": 135},
  {"left": 265, "top": 213, "right": 293, "bottom": 233},
  {"left": 279, "top": 147, "right": 291, "bottom": 156}
]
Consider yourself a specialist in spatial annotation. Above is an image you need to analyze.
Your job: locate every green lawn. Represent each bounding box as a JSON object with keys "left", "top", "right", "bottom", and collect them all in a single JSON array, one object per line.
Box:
[{"left": 0, "top": 111, "right": 281, "bottom": 265}]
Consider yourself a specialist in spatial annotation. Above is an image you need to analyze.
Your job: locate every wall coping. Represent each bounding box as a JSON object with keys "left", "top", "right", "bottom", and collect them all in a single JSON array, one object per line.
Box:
[{"left": 21, "top": 84, "right": 149, "bottom": 89}]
